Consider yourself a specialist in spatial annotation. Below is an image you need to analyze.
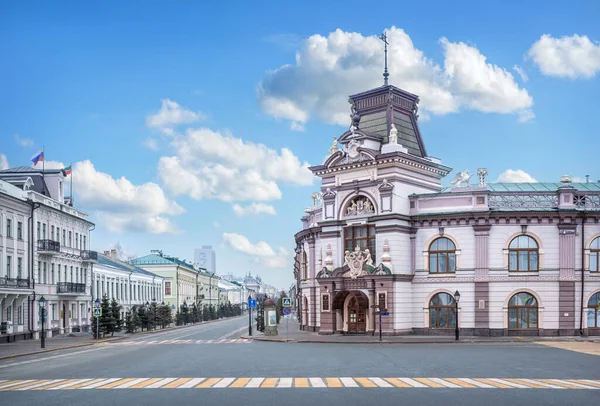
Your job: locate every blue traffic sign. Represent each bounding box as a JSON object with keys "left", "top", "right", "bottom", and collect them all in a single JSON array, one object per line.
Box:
[
  {"left": 381, "top": 311, "right": 389, "bottom": 316},
  {"left": 282, "top": 297, "right": 292, "bottom": 308},
  {"left": 283, "top": 307, "right": 292, "bottom": 315},
  {"left": 248, "top": 299, "right": 257, "bottom": 308},
  {"left": 93, "top": 308, "right": 102, "bottom": 317}
]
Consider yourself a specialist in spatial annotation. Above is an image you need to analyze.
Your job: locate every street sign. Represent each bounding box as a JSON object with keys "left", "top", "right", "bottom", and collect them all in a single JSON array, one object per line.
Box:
[
  {"left": 381, "top": 311, "right": 389, "bottom": 316},
  {"left": 284, "top": 315, "right": 291, "bottom": 319},
  {"left": 248, "top": 299, "right": 257, "bottom": 309},
  {"left": 282, "top": 297, "right": 292, "bottom": 308},
  {"left": 93, "top": 308, "right": 102, "bottom": 317},
  {"left": 283, "top": 307, "right": 292, "bottom": 315},
  {"left": 39, "top": 309, "right": 48, "bottom": 318}
]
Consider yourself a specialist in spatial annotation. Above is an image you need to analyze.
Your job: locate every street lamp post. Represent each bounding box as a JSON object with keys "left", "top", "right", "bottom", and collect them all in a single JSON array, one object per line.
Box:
[
  {"left": 39, "top": 296, "right": 46, "bottom": 349},
  {"left": 454, "top": 290, "right": 461, "bottom": 341},
  {"left": 248, "top": 295, "right": 252, "bottom": 336}
]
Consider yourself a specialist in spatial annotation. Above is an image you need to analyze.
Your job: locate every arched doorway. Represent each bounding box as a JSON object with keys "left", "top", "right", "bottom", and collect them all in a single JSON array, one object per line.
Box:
[{"left": 333, "top": 291, "right": 369, "bottom": 333}]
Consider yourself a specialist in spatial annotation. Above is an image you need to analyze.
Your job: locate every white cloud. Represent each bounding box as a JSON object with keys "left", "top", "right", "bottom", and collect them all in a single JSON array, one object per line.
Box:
[
  {"left": 146, "top": 99, "right": 204, "bottom": 134},
  {"left": 37, "top": 160, "right": 66, "bottom": 170},
  {"left": 143, "top": 138, "right": 159, "bottom": 151},
  {"left": 0, "top": 154, "right": 9, "bottom": 170},
  {"left": 73, "top": 160, "right": 184, "bottom": 233},
  {"left": 14, "top": 134, "right": 34, "bottom": 147},
  {"left": 528, "top": 34, "right": 600, "bottom": 79},
  {"left": 496, "top": 169, "right": 537, "bottom": 183},
  {"left": 257, "top": 27, "right": 533, "bottom": 126},
  {"left": 513, "top": 65, "right": 529, "bottom": 82},
  {"left": 232, "top": 202, "right": 277, "bottom": 217},
  {"left": 213, "top": 221, "right": 220, "bottom": 228},
  {"left": 222, "top": 232, "right": 288, "bottom": 269},
  {"left": 158, "top": 127, "right": 313, "bottom": 202}
]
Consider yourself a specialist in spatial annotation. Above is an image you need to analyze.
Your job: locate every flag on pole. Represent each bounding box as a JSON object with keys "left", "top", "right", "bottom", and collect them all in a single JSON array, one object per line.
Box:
[
  {"left": 31, "top": 150, "right": 44, "bottom": 166},
  {"left": 63, "top": 165, "right": 72, "bottom": 176}
]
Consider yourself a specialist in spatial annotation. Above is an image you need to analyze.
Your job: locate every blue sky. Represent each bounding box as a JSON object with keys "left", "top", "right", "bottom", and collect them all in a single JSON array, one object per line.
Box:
[{"left": 1, "top": 0, "right": 599, "bottom": 289}]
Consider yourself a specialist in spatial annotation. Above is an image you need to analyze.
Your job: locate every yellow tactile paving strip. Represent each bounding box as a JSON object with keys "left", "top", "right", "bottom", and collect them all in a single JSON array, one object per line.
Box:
[
  {"left": 535, "top": 341, "right": 600, "bottom": 356},
  {"left": 1, "top": 377, "right": 599, "bottom": 390}
]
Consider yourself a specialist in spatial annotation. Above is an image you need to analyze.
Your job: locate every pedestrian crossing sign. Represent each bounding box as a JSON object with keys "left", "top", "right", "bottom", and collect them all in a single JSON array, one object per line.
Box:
[
  {"left": 282, "top": 298, "right": 292, "bottom": 308},
  {"left": 93, "top": 308, "right": 102, "bottom": 317}
]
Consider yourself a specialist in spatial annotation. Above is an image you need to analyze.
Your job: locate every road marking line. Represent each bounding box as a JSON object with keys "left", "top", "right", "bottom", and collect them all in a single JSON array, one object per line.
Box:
[
  {"left": 504, "top": 379, "right": 549, "bottom": 389},
  {"left": 213, "top": 378, "right": 235, "bottom": 388},
  {"left": 99, "top": 378, "right": 136, "bottom": 389},
  {"left": 478, "top": 378, "right": 517, "bottom": 388},
  {"left": 443, "top": 378, "right": 477, "bottom": 388},
  {"left": 179, "top": 378, "right": 205, "bottom": 388},
  {"left": 0, "top": 380, "right": 33, "bottom": 390},
  {"left": 277, "top": 378, "right": 293, "bottom": 388},
  {"left": 49, "top": 379, "right": 94, "bottom": 390},
  {"left": 309, "top": 378, "right": 327, "bottom": 388},
  {"left": 354, "top": 378, "right": 377, "bottom": 388},
  {"left": 246, "top": 378, "right": 265, "bottom": 388},
  {"left": 230, "top": 378, "right": 251, "bottom": 388},
  {"left": 368, "top": 377, "right": 392, "bottom": 388},
  {"left": 115, "top": 378, "right": 151, "bottom": 389},
  {"left": 34, "top": 379, "right": 79, "bottom": 390},
  {"left": 65, "top": 378, "right": 106, "bottom": 390},
  {"left": 294, "top": 378, "right": 309, "bottom": 388},
  {"left": 383, "top": 378, "right": 411, "bottom": 388},
  {"left": 326, "top": 378, "right": 342, "bottom": 388},
  {"left": 162, "top": 378, "right": 192, "bottom": 388},
  {"left": 571, "top": 379, "right": 600, "bottom": 388},
  {"left": 197, "top": 378, "right": 221, "bottom": 388},
  {"left": 206, "top": 340, "right": 214, "bottom": 343},
  {"left": 260, "top": 378, "right": 278, "bottom": 388},
  {"left": 397, "top": 378, "right": 427, "bottom": 388},
  {"left": 79, "top": 378, "right": 121, "bottom": 389},
  {"left": 145, "top": 378, "right": 177, "bottom": 388},
  {"left": 430, "top": 378, "right": 462, "bottom": 388},
  {"left": 8, "top": 380, "right": 53, "bottom": 391},
  {"left": 127, "top": 378, "right": 161, "bottom": 389},
  {"left": 537, "top": 379, "right": 582, "bottom": 389},
  {"left": 340, "top": 377, "right": 359, "bottom": 387},
  {"left": 520, "top": 379, "right": 564, "bottom": 389},
  {"left": 413, "top": 378, "right": 444, "bottom": 388},
  {"left": 549, "top": 379, "right": 599, "bottom": 390}
]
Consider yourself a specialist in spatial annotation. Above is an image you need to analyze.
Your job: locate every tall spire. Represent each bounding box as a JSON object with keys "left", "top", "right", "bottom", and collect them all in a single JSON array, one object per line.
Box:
[{"left": 379, "top": 31, "right": 389, "bottom": 86}]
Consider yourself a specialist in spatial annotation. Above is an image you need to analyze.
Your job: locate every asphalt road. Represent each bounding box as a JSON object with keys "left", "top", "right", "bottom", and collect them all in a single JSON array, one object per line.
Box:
[{"left": 1, "top": 316, "right": 599, "bottom": 406}]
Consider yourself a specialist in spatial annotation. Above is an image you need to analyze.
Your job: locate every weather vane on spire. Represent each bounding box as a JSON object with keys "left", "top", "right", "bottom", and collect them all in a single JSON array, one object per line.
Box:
[{"left": 379, "top": 31, "right": 389, "bottom": 86}]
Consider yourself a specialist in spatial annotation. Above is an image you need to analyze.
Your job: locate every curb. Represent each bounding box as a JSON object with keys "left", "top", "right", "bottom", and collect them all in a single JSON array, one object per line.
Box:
[
  {"left": 124, "top": 314, "right": 248, "bottom": 337},
  {"left": 0, "top": 336, "right": 126, "bottom": 361}
]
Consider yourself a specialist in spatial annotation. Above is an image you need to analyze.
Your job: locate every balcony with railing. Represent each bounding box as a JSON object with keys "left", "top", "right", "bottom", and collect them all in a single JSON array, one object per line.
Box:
[
  {"left": 57, "top": 282, "right": 87, "bottom": 294},
  {"left": 0, "top": 277, "right": 30, "bottom": 289},
  {"left": 81, "top": 250, "right": 98, "bottom": 263},
  {"left": 37, "top": 239, "right": 60, "bottom": 255}
]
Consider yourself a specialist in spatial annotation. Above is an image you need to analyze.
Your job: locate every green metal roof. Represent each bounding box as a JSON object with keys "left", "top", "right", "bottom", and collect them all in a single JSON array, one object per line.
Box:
[
  {"left": 487, "top": 182, "right": 600, "bottom": 192},
  {"left": 98, "top": 254, "right": 162, "bottom": 278},
  {"left": 130, "top": 254, "right": 200, "bottom": 273}
]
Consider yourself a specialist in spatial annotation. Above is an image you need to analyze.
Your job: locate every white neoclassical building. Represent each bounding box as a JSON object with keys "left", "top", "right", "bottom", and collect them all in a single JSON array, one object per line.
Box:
[
  {"left": 93, "top": 250, "right": 164, "bottom": 316},
  {"left": 293, "top": 83, "right": 600, "bottom": 337},
  {"left": 0, "top": 166, "right": 95, "bottom": 342}
]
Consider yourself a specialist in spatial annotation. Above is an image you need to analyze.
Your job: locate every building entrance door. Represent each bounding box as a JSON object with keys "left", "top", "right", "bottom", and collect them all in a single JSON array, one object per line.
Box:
[{"left": 347, "top": 296, "right": 366, "bottom": 333}]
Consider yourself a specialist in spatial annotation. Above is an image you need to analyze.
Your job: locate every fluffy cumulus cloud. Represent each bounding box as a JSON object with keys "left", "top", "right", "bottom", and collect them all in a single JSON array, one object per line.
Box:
[
  {"left": 143, "top": 138, "right": 159, "bottom": 151},
  {"left": 222, "top": 232, "right": 288, "bottom": 269},
  {"left": 496, "top": 169, "right": 537, "bottom": 183},
  {"left": 158, "top": 127, "right": 313, "bottom": 202},
  {"left": 232, "top": 202, "right": 277, "bottom": 217},
  {"left": 14, "top": 134, "right": 34, "bottom": 147},
  {"left": 528, "top": 34, "right": 600, "bottom": 79},
  {"left": 0, "top": 153, "right": 9, "bottom": 170},
  {"left": 257, "top": 27, "right": 534, "bottom": 127},
  {"left": 146, "top": 99, "right": 204, "bottom": 134},
  {"left": 72, "top": 160, "right": 185, "bottom": 233}
]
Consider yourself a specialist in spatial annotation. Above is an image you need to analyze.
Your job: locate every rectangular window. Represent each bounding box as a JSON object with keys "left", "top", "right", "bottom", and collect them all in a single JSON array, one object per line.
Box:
[
  {"left": 17, "top": 221, "right": 23, "bottom": 240},
  {"left": 6, "top": 218, "right": 12, "bottom": 237},
  {"left": 18, "top": 305, "right": 23, "bottom": 325},
  {"left": 51, "top": 225, "right": 55, "bottom": 241},
  {"left": 63, "top": 230, "right": 66, "bottom": 246},
  {"left": 165, "top": 281, "right": 171, "bottom": 296},
  {"left": 43, "top": 262, "right": 47, "bottom": 284},
  {"left": 75, "top": 233, "right": 79, "bottom": 249},
  {"left": 322, "top": 294, "right": 330, "bottom": 311},
  {"left": 81, "top": 304, "right": 85, "bottom": 320},
  {"left": 83, "top": 236, "right": 86, "bottom": 250},
  {"left": 42, "top": 223, "right": 46, "bottom": 239},
  {"left": 6, "top": 256, "right": 12, "bottom": 278},
  {"left": 71, "top": 304, "right": 76, "bottom": 319},
  {"left": 37, "top": 221, "right": 40, "bottom": 240},
  {"left": 76, "top": 267, "right": 79, "bottom": 283},
  {"left": 51, "top": 263, "right": 55, "bottom": 284},
  {"left": 344, "top": 225, "right": 376, "bottom": 257},
  {"left": 17, "top": 257, "right": 22, "bottom": 278},
  {"left": 70, "top": 266, "right": 73, "bottom": 282},
  {"left": 592, "top": 252, "right": 598, "bottom": 272},
  {"left": 56, "top": 227, "right": 59, "bottom": 242},
  {"left": 68, "top": 231, "right": 72, "bottom": 247},
  {"left": 58, "top": 264, "right": 61, "bottom": 282},
  {"left": 38, "top": 261, "right": 41, "bottom": 283},
  {"left": 52, "top": 304, "right": 57, "bottom": 320}
]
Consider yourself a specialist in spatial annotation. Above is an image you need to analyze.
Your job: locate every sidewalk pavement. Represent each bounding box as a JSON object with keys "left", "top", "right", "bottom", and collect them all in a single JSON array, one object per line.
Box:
[
  {"left": 0, "top": 314, "right": 249, "bottom": 360},
  {"left": 241, "top": 318, "right": 600, "bottom": 344}
]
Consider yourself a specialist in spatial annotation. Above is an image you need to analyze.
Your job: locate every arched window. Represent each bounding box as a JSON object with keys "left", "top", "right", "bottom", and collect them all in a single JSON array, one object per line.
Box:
[
  {"left": 429, "top": 293, "right": 456, "bottom": 328},
  {"left": 302, "top": 251, "right": 308, "bottom": 280},
  {"left": 429, "top": 238, "right": 456, "bottom": 273},
  {"left": 508, "top": 292, "right": 538, "bottom": 329},
  {"left": 588, "top": 292, "right": 600, "bottom": 328},
  {"left": 590, "top": 237, "right": 600, "bottom": 273},
  {"left": 509, "top": 235, "right": 539, "bottom": 272}
]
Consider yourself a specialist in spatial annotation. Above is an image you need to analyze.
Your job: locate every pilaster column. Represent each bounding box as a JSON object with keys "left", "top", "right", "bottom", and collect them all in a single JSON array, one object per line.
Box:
[
  {"left": 473, "top": 224, "right": 491, "bottom": 335},
  {"left": 558, "top": 222, "right": 577, "bottom": 335},
  {"left": 473, "top": 224, "right": 491, "bottom": 279}
]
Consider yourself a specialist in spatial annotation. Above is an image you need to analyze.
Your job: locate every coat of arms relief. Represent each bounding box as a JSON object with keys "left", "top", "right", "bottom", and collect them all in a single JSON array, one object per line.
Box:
[{"left": 343, "top": 245, "right": 374, "bottom": 279}]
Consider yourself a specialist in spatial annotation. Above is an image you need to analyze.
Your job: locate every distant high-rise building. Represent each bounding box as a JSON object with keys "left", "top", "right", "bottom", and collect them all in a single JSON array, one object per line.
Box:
[{"left": 194, "top": 245, "right": 216, "bottom": 274}]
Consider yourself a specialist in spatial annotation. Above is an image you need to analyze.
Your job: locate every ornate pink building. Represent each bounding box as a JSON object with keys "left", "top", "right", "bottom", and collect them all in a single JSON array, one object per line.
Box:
[{"left": 293, "top": 83, "right": 600, "bottom": 337}]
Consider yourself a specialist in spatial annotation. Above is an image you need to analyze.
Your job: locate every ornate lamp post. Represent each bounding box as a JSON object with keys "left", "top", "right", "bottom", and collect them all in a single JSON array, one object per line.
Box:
[
  {"left": 454, "top": 290, "right": 461, "bottom": 341},
  {"left": 39, "top": 296, "right": 46, "bottom": 348}
]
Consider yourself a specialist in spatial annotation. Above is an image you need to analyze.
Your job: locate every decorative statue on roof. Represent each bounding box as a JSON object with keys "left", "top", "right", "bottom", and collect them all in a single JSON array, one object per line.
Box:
[
  {"left": 389, "top": 123, "right": 398, "bottom": 144},
  {"left": 329, "top": 137, "right": 338, "bottom": 155},
  {"left": 450, "top": 170, "right": 473, "bottom": 188},
  {"left": 348, "top": 99, "right": 361, "bottom": 132},
  {"left": 477, "top": 168, "right": 488, "bottom": 187}
]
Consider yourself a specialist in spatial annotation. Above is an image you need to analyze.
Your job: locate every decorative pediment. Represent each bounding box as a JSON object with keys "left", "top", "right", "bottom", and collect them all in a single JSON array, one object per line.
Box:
[
  {"left": 322, "top": 188, "right": 337, "bottom": 199},
  {"left": 344, "top": 195, "right": 375, "bottom": 217},
  {"left": 378, "top": 178, "right": 394, "bottom": 191},
  {"left": 316, "top": 267, "right": 332, "bottom": 278}
]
